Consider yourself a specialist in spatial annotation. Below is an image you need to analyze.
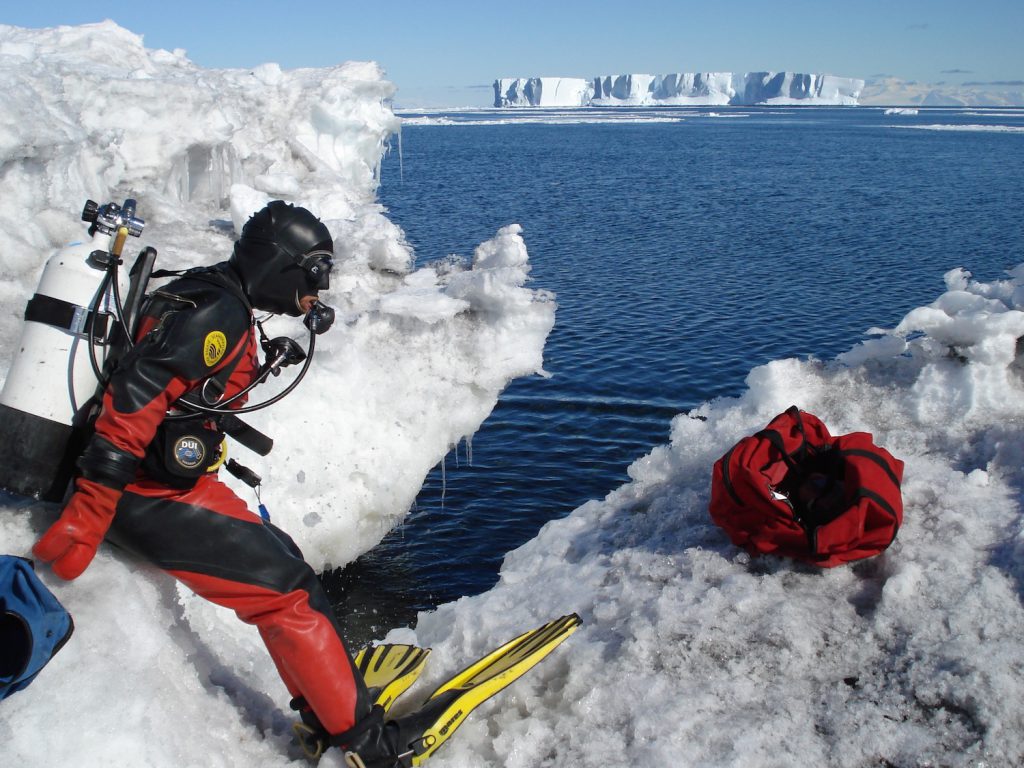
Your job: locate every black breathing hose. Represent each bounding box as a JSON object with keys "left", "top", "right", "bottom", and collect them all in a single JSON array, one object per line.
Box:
[
  {"left": 85, "top": 255, "right": 135, "bottom": 386},
  {"left": 85, "top": 268, "right": 115, "bottom": 384},
  {"left": 165, "top": 328, "right": 317, "bottom": 419},
  {"left": 85, "top": 249, "right": 321, "bottom": 421}
]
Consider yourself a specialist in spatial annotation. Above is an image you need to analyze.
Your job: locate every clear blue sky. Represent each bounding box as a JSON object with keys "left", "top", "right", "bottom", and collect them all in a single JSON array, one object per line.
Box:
[{"left": 3, "top": 0, "right": 1021, "bottom": 107}]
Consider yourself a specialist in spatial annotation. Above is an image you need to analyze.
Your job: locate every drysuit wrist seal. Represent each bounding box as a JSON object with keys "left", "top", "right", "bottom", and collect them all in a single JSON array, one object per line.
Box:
[
  {"left": 327, "top": 705, "right": 386, "bottom": 750},
  {"left": 331, "top": 706, "right": 413, "bottom": 768},
  {"left": 77, "top": 436, "right": 140, "bottom": 490}
]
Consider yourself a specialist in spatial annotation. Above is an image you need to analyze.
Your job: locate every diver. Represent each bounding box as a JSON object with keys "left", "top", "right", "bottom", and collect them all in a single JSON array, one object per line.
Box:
[{"left": 31, "top": 201, "right": 413, "bottom": 766}]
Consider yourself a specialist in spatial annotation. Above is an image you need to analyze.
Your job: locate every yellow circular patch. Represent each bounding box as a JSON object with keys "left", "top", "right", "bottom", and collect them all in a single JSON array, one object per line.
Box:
[{"left": 203, "top": 331, "right": 228, "bottom": 367}]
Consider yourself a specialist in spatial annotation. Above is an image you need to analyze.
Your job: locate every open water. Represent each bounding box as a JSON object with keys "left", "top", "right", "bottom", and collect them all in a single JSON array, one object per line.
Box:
[{"left": 326, "top": 107, "right": 1024, "bottom": 639}]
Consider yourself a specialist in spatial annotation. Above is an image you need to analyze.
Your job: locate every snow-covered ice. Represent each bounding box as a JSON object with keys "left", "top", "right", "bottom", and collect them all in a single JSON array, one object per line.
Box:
[
  {"left": 2, "top": 21, "right": 1024, "bottom": 768},
  {"left": 0, "top": 21, "right": 555, "bottom": 763}
]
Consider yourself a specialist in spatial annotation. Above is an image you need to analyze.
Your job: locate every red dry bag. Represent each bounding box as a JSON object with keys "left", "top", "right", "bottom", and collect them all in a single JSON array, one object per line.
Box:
[{"left": 709, "top": 406, "right": 904, "bottom": 567}]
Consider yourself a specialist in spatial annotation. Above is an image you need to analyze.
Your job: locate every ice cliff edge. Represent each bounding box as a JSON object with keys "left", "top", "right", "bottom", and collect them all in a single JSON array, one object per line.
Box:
[{"left": 494, "top": 73, "right": 864, "bottom": 107}]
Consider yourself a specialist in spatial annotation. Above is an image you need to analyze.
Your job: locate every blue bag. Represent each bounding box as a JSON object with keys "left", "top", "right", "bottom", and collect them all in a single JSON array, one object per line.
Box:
[{"left": 1, "top": 555, "right": 74, "bottom": 700}]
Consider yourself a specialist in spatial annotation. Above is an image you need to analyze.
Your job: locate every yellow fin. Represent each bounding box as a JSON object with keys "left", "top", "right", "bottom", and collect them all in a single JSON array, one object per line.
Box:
[
  {"left": 354, "top": 643, "right": 431, "bottom": 713},
  {"left": 407, "top": 613, "right": 582, "bottom": 765}
]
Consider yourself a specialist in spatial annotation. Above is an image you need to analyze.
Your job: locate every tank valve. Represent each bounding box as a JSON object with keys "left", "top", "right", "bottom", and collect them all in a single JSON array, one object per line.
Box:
[{"left": 81, "top": 198, "right": 145, "bottom": 238}]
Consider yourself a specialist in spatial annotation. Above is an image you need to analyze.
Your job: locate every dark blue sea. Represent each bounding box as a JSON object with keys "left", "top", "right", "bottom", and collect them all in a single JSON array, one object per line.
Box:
[{"left": 325, "top": 107, "right": 1024, "bottom": 640}]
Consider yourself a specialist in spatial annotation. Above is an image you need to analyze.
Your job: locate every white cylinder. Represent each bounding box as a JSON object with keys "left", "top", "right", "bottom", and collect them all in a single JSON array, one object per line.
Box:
[
  {"left": 0, "top": 239, "right": 111, "bottom": 422},
  {"left": 0, "top": 234, "right": 117, "bottom": 500}
]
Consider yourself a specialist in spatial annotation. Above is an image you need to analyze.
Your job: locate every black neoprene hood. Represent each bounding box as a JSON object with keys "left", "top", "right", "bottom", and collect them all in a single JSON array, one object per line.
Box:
[{"left": 230, "top": 201, "right": 334, "bottom": 316}]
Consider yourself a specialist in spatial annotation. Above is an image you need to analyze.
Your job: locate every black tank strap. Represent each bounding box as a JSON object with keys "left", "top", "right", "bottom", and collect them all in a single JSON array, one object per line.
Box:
[{"left": 25, "top": 294, "right": 111, "bottom": 339}]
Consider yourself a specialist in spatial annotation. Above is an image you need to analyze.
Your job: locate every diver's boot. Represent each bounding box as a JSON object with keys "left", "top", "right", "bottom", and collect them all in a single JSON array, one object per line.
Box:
[{"left": 334, "top": 706, "right": 412, "bottom": 768}]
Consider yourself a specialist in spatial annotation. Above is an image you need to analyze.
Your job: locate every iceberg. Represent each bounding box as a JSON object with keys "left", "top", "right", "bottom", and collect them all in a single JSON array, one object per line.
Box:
[
  {"left": 495, "top": 72, "right": 864, "bottom": 107},
  {"left": 493, "top": 76, "right": 592, "bottom": 107}
]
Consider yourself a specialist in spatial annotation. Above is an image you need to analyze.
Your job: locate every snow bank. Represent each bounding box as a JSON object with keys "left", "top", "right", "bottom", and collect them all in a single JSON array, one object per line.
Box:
[
  {"left": 495, "top": 72, "right": 864, "bottom": 107},
  {"left": 405, "top": 265, "right": 1024, "bottom": 766}
]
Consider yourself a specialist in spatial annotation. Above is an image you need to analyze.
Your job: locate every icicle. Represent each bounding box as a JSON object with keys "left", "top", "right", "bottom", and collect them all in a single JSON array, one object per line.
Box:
[
  {"left": 397, "top": 126, "right": 404, "bottom": 183},
  {"left": 465, "top": 435, "right": 473, "bottom": 466},
  {"left": 439, "top": 452, "right": 446, "bottom": 503}
]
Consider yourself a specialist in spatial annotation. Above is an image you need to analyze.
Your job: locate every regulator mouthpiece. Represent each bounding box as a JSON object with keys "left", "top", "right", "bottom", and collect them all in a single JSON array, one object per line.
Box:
[
  {"left": 82, "top": 198, "right": 145, "bottom": 238},
  {"left": 261, "top": 336, "right": 307, "bottom": 376},
  {"left": 303, "top": 301, "right": 335, "bottom": 335}
]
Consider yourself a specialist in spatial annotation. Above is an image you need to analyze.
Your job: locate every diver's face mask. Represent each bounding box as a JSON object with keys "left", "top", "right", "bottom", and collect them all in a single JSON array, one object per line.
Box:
[
  {"left": 296, "top": 250, "right": 335, "bottom": 333},
  {"left": 249, "top": 248, "right": 334, "bottom": 318},
  {"left": 298, "top": 249, "right": 333, "bottom": 292},
  {"left": 232, "top": 200, "right": 336, "bottom": 318}
]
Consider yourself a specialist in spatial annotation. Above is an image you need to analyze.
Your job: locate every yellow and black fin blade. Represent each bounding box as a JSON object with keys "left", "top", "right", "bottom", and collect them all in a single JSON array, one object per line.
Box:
[
  {"left": 354, "top": 643, "right": 432, "bottom": 713},
  {"left": 399, "top": 613, "right": 582, "bottom": 765}
]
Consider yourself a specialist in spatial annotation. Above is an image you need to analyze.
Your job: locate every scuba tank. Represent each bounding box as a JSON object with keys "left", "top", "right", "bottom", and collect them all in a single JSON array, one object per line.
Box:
[{"left": 0, "top": 200, "right": 153, "bottom": 502}]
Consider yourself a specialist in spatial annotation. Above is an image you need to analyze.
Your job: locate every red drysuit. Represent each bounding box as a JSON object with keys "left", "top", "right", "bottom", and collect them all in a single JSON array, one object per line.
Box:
[{"left": 35, "top": 264, "right": 370, "bottom": 734}]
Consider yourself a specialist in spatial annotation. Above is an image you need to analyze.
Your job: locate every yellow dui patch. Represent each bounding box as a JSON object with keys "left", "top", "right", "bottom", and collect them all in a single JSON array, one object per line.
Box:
[{"left": 203, "top": 331, "right": 228, "bottom": 367}]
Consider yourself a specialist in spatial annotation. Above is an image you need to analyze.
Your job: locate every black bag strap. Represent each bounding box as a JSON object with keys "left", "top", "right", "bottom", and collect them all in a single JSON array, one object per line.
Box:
[
  {"left": 754, "top": 406, "right": 822, "bottom": 473},
  {"left": 838, "top": 448, "right": 902, "bottom": 531},
  {"left": 720, "top": 407, "right": 815, "bottom": 504},
  {"left": 719, "top": 444, "right": 744, "bottom": 506},
  {"left": 755, "top": 428, "right": 803, "bottom": 473},
  {"left": 838, "top": 448, "right": 902, "bottom": 489}
]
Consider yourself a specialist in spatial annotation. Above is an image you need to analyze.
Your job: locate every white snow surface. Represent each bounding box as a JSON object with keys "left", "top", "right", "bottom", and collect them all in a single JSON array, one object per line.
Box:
[
  {"left": 2, "top": 21, "right": 1024, "bottom": 768},
  {"left": 495, "top": 73, "right": 864, "bottom": 107}
]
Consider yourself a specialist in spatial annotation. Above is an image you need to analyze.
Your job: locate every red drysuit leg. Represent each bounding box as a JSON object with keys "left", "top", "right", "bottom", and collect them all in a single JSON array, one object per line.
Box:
[{"left": 109, "top": 474, "right": 370, "bottom": 734}]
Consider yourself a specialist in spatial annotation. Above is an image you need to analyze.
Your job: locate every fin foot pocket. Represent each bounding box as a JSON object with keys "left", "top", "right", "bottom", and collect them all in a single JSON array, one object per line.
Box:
[{"left": 354, "top": 643, "right": 432, "bottom": 712}]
